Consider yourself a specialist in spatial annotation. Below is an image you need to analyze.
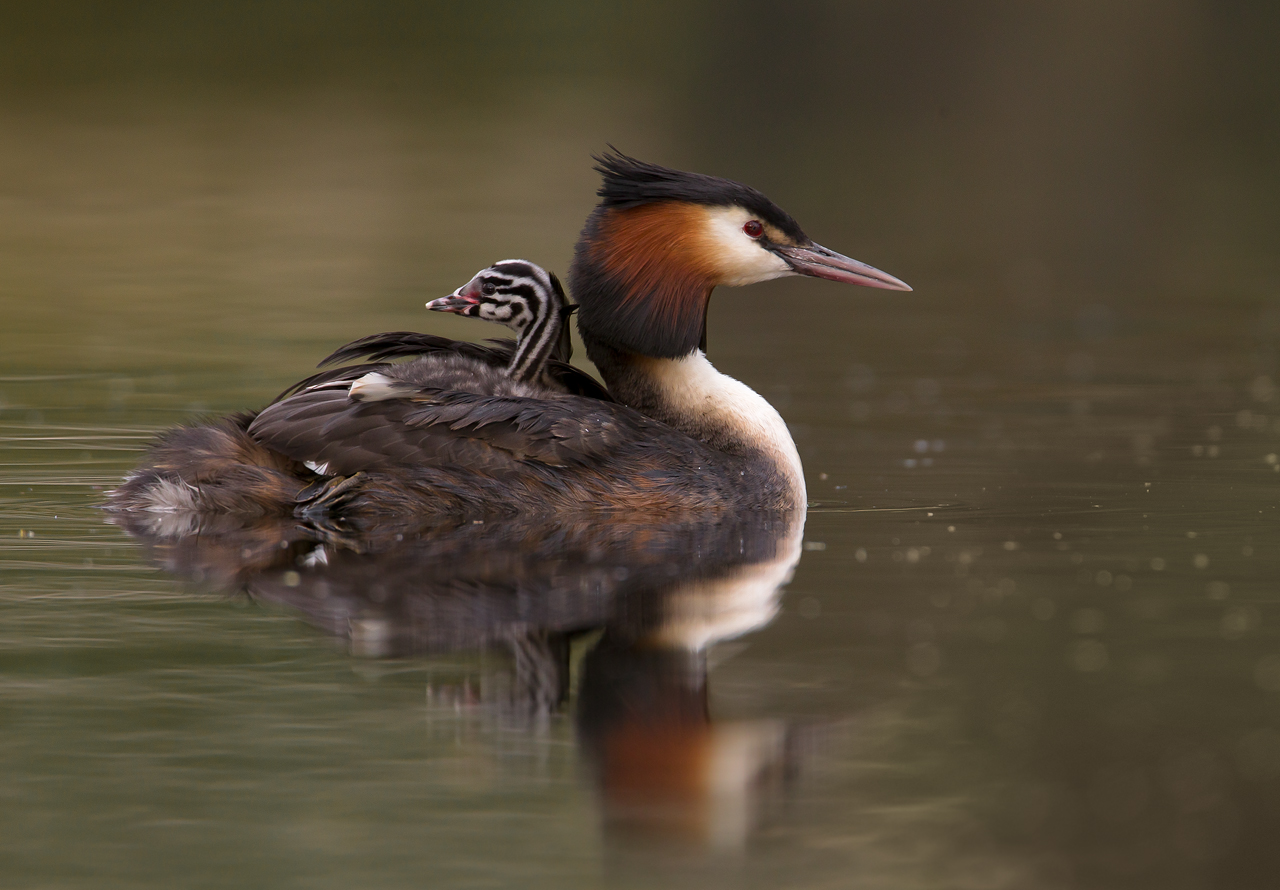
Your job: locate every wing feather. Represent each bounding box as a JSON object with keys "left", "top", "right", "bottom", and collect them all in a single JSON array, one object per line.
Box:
[
  {"left": 250, "top": 378, "right": 664, "bottom": 478},
  {"left": 309, "top": 331, "right": 612, "bottom": 402}
]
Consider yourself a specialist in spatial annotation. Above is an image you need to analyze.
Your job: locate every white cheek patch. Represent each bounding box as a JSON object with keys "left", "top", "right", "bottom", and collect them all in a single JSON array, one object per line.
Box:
[{"left": 700, "top": 206, "right": 794, "bottom": 286}]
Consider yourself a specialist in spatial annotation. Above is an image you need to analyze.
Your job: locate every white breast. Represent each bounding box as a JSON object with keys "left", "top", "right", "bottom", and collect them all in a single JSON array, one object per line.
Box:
[{"left": 647, "top": 351, "right": 806, "bottom": 504}]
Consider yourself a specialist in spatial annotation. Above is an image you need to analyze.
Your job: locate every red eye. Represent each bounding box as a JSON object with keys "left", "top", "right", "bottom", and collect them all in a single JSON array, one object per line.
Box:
[{"left": 743, "top": 220, "right": 764, "bottom": 238}]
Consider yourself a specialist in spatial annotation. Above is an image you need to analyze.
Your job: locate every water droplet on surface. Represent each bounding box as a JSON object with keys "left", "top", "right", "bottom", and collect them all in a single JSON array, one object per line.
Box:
[
  {"left": 1072, "top": 608, "right": 1107, "bottom": 634},
  {"left": 1071, "top": 639, "right": 1110, "bottom": 672},
  {"left": 1221, "top": 607, "right": 1259, "bottom": 639}
]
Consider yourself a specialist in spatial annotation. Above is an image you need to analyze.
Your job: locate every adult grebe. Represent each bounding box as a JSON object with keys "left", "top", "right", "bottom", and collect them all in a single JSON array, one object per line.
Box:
[{"left": 108, "top": 152, "right": 909, "bottom": 519}]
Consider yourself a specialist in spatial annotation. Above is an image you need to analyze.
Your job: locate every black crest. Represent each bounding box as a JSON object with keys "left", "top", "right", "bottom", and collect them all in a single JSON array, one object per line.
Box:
[{"left": 593, "top": 149, "right": 807, "bottom": 242}]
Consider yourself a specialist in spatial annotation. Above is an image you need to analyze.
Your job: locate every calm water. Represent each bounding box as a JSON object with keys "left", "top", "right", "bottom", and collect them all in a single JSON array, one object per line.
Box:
[{"left": 3, "top": 6, "right": 1279, "bottom": 889}]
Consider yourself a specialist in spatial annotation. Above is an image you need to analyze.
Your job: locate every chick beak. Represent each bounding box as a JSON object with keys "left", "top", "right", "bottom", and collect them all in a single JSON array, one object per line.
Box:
[
  {"left": 426, "top": 285, "right": 481, "bottom": 315},
  {"left": 773, "top": 242, "right": 912, "bottom": 291}
]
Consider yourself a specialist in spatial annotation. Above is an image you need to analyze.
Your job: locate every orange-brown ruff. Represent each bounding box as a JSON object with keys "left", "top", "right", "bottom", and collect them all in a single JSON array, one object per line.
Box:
[
  {"left": 109, "top": 152, "right": 910, "bottom": 521},
  {"left": 589, "top": 203, "right": 720, "bottom": 354}
]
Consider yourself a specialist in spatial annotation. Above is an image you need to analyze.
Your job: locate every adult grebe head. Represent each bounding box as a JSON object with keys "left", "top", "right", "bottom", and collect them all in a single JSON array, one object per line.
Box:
[{"left": 569, "top": 151, "right": 910, "bottom": 359}]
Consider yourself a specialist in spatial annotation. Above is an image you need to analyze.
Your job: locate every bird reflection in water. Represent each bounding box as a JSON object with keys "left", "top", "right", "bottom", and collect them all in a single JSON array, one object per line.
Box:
[{"left": 112, "top": 506, "right": 817, "bottom": 849}]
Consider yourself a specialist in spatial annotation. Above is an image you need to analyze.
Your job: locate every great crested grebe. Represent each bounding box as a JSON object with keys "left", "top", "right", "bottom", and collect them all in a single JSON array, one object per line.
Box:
[
  {"left": 108, "top": 152, "right": 909, "bottom": 519},
  {"left": 424, "top": 259, "right": 575, "bottom": 383}
]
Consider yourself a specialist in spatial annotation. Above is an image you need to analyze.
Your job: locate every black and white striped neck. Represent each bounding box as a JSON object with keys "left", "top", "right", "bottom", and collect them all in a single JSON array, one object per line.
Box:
[{"left": 508, "top": 298, "right": 562, "bottom": 383}]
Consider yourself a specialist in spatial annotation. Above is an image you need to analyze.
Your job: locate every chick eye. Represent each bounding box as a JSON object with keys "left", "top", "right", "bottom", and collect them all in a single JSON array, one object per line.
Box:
[
  {"left": 743, "top": 220, "right": 764, "bottom": 239},
  {"left": 480, "top": 282, "right": 497, "bottom": 296}
]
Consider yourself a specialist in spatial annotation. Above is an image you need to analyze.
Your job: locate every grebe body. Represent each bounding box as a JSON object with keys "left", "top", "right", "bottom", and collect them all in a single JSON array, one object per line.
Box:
[{"left": 109, "top": 153, "right": 909, "bottom": 519}]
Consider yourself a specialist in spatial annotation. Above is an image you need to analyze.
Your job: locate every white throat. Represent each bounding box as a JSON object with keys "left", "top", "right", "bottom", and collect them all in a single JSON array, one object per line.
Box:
[{"left": 646, "top": 351, "right": 806, "bottom": 504}]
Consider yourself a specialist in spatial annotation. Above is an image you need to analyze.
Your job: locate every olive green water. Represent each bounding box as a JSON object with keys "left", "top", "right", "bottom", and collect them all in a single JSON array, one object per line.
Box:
[{"left": 2, "top": 5, "right": 1279, "bottom": 889}]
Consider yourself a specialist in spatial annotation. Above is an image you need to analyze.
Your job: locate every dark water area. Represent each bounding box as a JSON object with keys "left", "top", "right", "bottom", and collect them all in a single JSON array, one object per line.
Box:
[{"left": 2, "top": 4, "right": 1279, "bottom": 888}]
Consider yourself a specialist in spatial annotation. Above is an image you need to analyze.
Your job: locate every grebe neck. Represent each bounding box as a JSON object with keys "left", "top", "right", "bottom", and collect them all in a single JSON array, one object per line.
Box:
[
  {"left": 585, "top": 339, "right": 806, "bottom": 507},
  {"left": 508, "top": 301, "right": 561, "bottom": 383}
]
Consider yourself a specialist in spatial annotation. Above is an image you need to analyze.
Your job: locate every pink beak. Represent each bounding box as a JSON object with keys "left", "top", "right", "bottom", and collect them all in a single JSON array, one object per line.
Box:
[{"left": 774, "top": 242, "right": 912, "bottom": 291}]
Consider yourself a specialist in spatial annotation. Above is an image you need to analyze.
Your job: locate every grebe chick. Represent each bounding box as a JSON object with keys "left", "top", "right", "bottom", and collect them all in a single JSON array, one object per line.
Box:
[
  {"left": 425, "top": 259, "right": 575, "bottom": 384},
  {"left": 110, "top": 151, "right": 909, "bottom": 519}
]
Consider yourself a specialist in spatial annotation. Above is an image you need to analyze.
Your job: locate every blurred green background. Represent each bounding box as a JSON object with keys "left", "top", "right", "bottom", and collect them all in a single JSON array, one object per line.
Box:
[{"left": 2, "top": 2, "right": 1276, "bottom": 384}]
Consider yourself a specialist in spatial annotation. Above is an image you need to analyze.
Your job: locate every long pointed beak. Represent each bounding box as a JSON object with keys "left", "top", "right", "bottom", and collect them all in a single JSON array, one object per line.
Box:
[
  {"left": 774, "top": 242, "right": 912, "bottom": 291},
  {"left": 425, "top": 291, "right": 479, "bottom": 315}
]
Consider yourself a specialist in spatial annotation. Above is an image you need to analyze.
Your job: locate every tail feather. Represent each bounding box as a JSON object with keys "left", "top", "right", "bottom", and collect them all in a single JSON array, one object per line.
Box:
[{"left": 107, "top": 413, "right": 308, "bottom": 516}]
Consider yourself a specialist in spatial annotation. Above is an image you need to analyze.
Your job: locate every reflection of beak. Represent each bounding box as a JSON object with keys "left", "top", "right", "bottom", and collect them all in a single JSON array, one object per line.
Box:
[
  {"left": 773, "top": 242, "right": 912, "bottom": 291},
  {"left": 425, "top": 290, "right": 479, "bottom": 315}
]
